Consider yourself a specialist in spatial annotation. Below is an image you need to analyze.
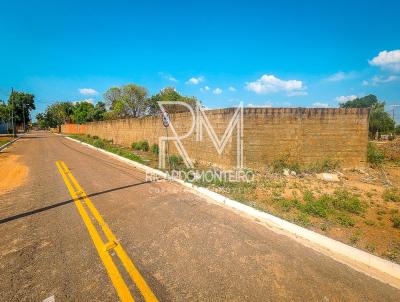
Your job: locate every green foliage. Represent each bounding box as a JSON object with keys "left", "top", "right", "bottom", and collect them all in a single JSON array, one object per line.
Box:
[
  {"left": 332, "top": 189, "right": 365, "bottom": 214},
  {"left": 383, "top": 188, "right": 400, "bottom": 202},
  {"left": 295, "top": 213, "right": 311, "bottom": 227},
  {"left": 151, "top": 143, "right": 159, "bottom": 155},
  {"left": 69, "top": 134, "right": 143, "bottom": 163},
  {"left": 367, "top": 142, "right": 385, "bottom": 165},
  {"left": 131, "top": 140, "right": 149, "bottom": 151},
  {"left": 391, "top": 215, "right": 400, "bottom": 228},
  {"left": 306, "top": 158, "right": 340, "bottom": 173},
  {"left": 335, "top": 213, "right": 355, "bottom": 227},
  {"left": 169, "top": 154, "right": 183, "bottom": 168},
  {"left": 104, "top": 84, "right": 148, "bottom": 118},
  {"left": 395, "top": 125, "right": 400, "bottom": 135},
  {"left": 271, "top": 154, "right": 300, "bottom": 173},
  {"left": 147, "top": 87, "right": 198, "bottom": 116},
  {"left": 303, "top": 194, "right": 333, "bottom": 218},
  {"left": 340, "top": 94, "right": 395, "bottom": 136},
  {"left": 0, "top": 101, "right": 10, "bottom": 121},
  {"left": 72, "top": 101, "right": 106, "bottom": 123},
  {"left": 93, "top": 138, "right": 105, "bottom": 148}
]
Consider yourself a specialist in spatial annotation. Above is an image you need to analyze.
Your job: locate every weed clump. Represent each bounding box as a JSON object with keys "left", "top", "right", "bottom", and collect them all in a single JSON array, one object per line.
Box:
[
  {"left": 383, "top": 188, "right": 400, "bottom": 202},
  {"left": 151, "top": 143, "right": 159, "bottom": 155},
  {"left": 132, "top": 140, "right": 149, "bottom": 151},
  {"left": 367, "top": 142, "right": 385, "bottom": 166}
]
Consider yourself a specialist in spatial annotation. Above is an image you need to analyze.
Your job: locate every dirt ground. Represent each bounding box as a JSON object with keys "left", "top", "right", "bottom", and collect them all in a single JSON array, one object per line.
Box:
[{"left": 0, "top": 152, "right": 28, "bottom": 195}]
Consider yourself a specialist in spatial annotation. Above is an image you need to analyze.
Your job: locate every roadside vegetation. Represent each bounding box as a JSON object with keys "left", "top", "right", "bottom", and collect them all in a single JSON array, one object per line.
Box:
[{"left": 64, "top": 94, "right": 400, "bottom": 264}]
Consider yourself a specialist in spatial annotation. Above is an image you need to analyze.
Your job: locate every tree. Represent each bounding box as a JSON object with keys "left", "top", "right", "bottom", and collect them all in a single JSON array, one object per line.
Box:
[
  {"left": 146, "top": 87, "right": 198, "bottom": 116},
  {"left": 91, "top": 101, "right": 106, "bottom": 121},
  {"left": 8, "top": 91, "right": 36, "bottom": 132},
  {"left": 0, "top": 101, "right": 9, "bottom": 121},
  {"left": 103, "top": 84, "right": 148, "bottom": 118},
  {"left": 72, "top": 101, "right": 95, "bottom": 124},
  {"left": 340, "top": 94, "right": 395, "bottom": 136},
  {"left": 45, "top": 102, "right": 74, "bottom": 131}
]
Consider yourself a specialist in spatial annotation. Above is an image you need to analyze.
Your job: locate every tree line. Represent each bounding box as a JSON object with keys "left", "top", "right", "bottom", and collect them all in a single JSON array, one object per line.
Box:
[
  {"left": 0, "top": 90, "right": 35, "bottom": 134},
  {"left": 36, "top": 85, "right": 197, "bottom": 129},
  {"left": 339, "top": 94, "right": 399, "bottom": 137}
]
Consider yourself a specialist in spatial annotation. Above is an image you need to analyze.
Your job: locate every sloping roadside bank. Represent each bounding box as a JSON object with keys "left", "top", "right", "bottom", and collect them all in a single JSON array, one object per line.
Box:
[{"left": 63, "top": 133, "right": 400, "bottom": 290}]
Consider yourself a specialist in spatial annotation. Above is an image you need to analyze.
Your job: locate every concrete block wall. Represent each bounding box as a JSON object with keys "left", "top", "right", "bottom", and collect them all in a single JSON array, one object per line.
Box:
[{"left": 62, "top": 107, "right": 369, "bottom": 168}]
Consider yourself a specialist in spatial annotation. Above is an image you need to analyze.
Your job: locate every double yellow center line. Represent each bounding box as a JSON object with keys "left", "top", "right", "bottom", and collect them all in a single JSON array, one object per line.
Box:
[{"left": 56, "top": 160, "right": 158, "bottom": 302}]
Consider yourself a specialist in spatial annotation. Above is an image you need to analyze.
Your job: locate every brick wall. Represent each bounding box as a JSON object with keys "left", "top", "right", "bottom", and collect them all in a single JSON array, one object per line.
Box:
[{"left": 62, "top": 107, "right": 369, "bottom": 168}]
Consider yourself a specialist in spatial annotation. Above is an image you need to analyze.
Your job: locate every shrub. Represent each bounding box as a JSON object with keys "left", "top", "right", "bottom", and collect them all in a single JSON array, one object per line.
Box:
[
  {"left": 93, "top": 138, "right": 105, "bottom": 148},
  {"left": 169, "top": 154, "right": 183, "bottom": 168},
  {"left": 391, "top": 215, "right": 400, "bottom": 228},
  {"left": 132, "top": 140, "right": 149, "bottom": 151},
  {"left": 92, "top": 135, "right": 99, "bottom": 139},
  {"left": 303, "top": 195, "right": 333, "bottom": 218},
  {"left": 383, "top": 188, "right": 400, "bottom": 202},
  {"left": 271, "top": 154, "right": 300, "bottom": 173},
  {"left": 151, "top": 143, "right": 159, "bottom": 155},
  {"left": 336, "top": 213, "right": 355, "bottom": 227},
  {"left": 367, "top": 142, "right": 385, "bottom": 165},
  {"left": 295, "top": 213, "right": 310, "bottom": 227},
  {"left": 307, "top": 158, "right": 340, "bottom": 173},
  {"left": 332, "top": 190, "right": 365, "bottom": 214}
]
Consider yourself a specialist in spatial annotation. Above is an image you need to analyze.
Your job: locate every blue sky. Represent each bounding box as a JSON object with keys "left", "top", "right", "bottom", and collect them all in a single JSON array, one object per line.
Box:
[{"left": 0, "top": 0, "right": 399, "bottom": 121}]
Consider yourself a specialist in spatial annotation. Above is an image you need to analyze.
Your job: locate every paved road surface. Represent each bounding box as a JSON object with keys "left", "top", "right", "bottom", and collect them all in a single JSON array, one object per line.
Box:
[{"left": 1, "top": 132, "right": 400, "bottom": 301}]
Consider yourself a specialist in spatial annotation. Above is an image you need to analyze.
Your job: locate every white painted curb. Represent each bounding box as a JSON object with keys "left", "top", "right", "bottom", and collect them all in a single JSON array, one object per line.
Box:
[
  {"left": 0, "top": 136, "right": 21, "bottom": 152},
  {"left": 63, "top": 135, "right": 400, "bottom": 288}
]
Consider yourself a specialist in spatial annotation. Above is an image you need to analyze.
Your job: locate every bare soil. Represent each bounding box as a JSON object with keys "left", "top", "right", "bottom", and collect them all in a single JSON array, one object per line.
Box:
[{"left": 0, "top": 153, "right": 29, "bottom": 195}]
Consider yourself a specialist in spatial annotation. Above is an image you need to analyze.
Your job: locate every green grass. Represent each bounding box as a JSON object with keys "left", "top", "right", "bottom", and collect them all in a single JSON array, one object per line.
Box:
[
  {"left": 70, "top": 134, "right": 144, "bottom": 164},
  {"left": 367, "top": 142, "right": 385, "bottom": 166},
  {"left": 383, "top": 188, "right": 400, "bottom": 202},
  {"left": 131, "top": 140, "right": 149, "bottom": 151},
  {"left": 0, "top": 140, "right": 11, "bottom": 147}
]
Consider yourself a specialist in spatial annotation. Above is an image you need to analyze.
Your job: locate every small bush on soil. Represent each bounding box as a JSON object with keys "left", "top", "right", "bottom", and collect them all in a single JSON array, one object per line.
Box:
[
  {"left": 295, "top": 213, "right": 310, "bottom": 227},
  {"left": 332, "top": 190, "right": 365, "bottom": 214},
  {"left": 271, "top": 155, "right": 300, "bottom": 173},
  {"left": 151, "top": 143, "right": 159, "bottom": 155},
  {"left": 335, "top": 213, "right": 355, "bottom": 227},
  {"left": 93, "top": 138, "right": 105, "bottom": 148},
  {"left": 383, "top": 188, "right": 400, "bottom": 202},
  {"left": 132, "top": 140, "right": 149, "bottom": 151},
  {"left": 367, "top": 142, "right": 385, "bottom": 166},
  {"left": 306, "top": 158, "right": 340, "bottom": 173},
  {"left": 391, "top": 215, "right": 400, "bottom": 228},
  {"left": 168, "top": 154, "right": 183, "bottom": 168}
]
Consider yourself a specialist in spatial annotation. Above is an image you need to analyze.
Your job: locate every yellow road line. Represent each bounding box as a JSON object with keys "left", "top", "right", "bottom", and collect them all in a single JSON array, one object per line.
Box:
[
  {"left": 58, "top": 161, "right": 158, "bottom": 302},
  {"left": 55, "top": 161, "right": 134, "bottom": 302}
]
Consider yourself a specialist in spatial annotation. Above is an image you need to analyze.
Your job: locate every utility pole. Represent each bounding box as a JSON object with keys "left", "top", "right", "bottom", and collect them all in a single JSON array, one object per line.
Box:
[
  {"left": 11, "top": 87, "right": 15, "bottom": 137},
  {"left": 22, "top": 102, "right": 26, "bottom": 133}
]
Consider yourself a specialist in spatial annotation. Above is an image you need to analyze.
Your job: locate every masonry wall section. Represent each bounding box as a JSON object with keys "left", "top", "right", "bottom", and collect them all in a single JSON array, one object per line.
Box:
[{"left": 62, "top": 107, "right": 369, "bottom": 168}]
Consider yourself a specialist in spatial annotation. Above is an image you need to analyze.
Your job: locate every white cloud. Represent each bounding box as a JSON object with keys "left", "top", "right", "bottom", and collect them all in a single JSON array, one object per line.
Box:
[
  {"left": 213, "top": 88, "right": 223, "bottom": 95},
  {"left": 186, "top": 76, "right": 204, "bottom": 85},
  {"left": 312, "top": 102, "right": 329, "bottom": 108},
  {"left": 159, "top": 72, "right": 178, "bottom": 82},
  {"left": 228, "top": 86, "right": 236, "bottom": 92},
  {"left": 200, "top": 86, "right": 210, "bottom": 92},
  {"left": 246, "top": 74, "right": 305, "bottom": 95},
  {"left": 369, "top": 49, "right": 400, "bottom": 72},
  {"left": 287, "top": 90, "right": 308, "bottom": 97},
  {"left": 334, "top": 95, "right": 357, "bottom": 103},
  {"left": 79, "top": 88, "right": 98, "bottom": 95},
  {"left": 325, "top": 71, "right": 355, "bottom": 82},
  {"left": 363, "top": 75, "right": 399, "bottom": 86}
]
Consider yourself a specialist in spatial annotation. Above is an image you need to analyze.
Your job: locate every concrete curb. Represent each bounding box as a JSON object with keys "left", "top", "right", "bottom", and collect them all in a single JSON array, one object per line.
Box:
[
  {"left": 64, "top": 135, "right": 400, "bottom": 288},
  {"left": 0, "top": 137, "right": 21, "bottom": 152}
]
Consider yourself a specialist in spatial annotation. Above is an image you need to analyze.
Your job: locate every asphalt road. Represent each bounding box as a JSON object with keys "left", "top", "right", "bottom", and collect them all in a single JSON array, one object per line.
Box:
[{"left": 1, "top": 131, "right": 400, "bottom": 301}]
